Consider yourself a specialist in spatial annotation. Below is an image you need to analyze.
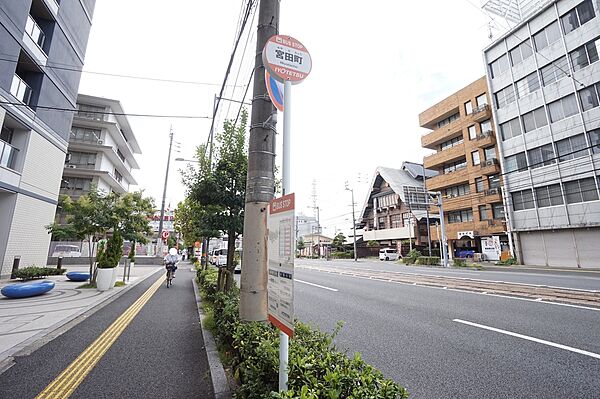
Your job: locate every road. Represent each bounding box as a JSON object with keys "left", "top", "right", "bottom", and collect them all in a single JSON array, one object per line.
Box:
[
  {"left": 293, "top": 259, "right": 600, "bottom": 398},
  {"left": 0, "top": 268, "right": 213, "bottom": 399}
]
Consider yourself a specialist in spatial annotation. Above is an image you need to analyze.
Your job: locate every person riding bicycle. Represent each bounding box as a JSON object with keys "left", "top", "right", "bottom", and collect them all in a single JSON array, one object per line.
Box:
[{"left": 164, "top": 247, "right": 179, "bottom": 278}]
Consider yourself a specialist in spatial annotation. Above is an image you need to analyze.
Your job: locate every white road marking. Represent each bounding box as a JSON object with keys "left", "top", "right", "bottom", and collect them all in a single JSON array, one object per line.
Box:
[
  {"left": 453, "top": 319, "right": 600, "bottom": 360},
  {"left": 295, "top": 279, "right": 338, "bottom": 292}
]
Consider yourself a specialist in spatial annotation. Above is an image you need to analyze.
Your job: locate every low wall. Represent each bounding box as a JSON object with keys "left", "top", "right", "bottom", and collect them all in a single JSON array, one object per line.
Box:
[{"left": 47, "top": 256, "right": 165, "bottom": 266}]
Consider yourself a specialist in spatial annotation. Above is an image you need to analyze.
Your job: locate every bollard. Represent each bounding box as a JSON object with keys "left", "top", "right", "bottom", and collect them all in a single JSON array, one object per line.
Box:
[
  {"left": 10, "top": 256, "right": 21, "bottom": 279},
  {"left": 57, "top": 256, "right": 63, "bottom": 270}
]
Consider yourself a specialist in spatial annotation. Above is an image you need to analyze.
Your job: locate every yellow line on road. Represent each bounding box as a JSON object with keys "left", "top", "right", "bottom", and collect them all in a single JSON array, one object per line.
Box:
[{"left": 36, "top": 274, "right": 165, "bottom": 399}]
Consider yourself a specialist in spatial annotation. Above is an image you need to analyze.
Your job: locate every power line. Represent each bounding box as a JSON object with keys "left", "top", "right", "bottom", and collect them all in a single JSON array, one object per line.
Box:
[{"left": 0, "top": 100, "right": 212, "bottom": 119}]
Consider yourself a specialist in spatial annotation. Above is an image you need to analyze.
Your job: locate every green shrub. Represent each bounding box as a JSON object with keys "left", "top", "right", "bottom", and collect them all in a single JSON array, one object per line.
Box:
[
  {"left": 402, "top": 257, "right": 414, "bottom": 265},
  {"left": 14, "top": 266, "right": 66, "bottom": 280},
  {"left": 453, "top": 258, "right": 467, "bottom": 267},
  {"left": 197, "top": 267, "right": 408, "bottom": 399},
  {"left": 496, "top": 257, "right": 517, "bottom": 265},
  {"left": 330, "top": 251, "right": 352, "bottom": 259},
  {"left": 416, "top": 256, "right": 440, "bottom": 265}
]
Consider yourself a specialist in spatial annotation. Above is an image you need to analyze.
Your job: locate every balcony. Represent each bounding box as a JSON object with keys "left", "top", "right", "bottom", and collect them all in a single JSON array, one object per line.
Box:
[
  {"left": 475, "top": 130, "right": 496, "bottom": 148},
  {"left": 10, "top": 75, "right": 32, "bottom": 105},
  {"left": 471, "top": 104, "right": 491, "bottom": 122},
  {"left": 421, "top": 118, "right": 463, "bottom": 149},
  {"left": 425, "top": 167, "right": 469, "bottom": 191},
  {"left": 479, "top": 158, "right": 501, "bottom": 175},
  {"left": 0, "top": 140, "right": 19, "bottom": 170},
  {"left": 23, "top": 15, "right": 47, "bottom": 66},
  {"left": 423, "top": 144, "right": 465, "bottom": 169}
]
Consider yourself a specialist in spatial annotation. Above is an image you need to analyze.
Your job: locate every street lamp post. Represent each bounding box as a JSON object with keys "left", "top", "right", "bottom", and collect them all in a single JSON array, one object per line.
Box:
[
  {"left": 157, "top": 127, "right": 174, "bottom": 257},
  {"left": 345, "top": 183, "right": 358, "bottom": 262}
]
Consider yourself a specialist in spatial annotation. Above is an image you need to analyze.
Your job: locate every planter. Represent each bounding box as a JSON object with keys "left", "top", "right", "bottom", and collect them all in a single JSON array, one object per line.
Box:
[
  {"left": 96, "top": 268, "right": 114, "bottom": 291},
  {"left": 110, "top": 267, "right": 118, "bottom": 289}
]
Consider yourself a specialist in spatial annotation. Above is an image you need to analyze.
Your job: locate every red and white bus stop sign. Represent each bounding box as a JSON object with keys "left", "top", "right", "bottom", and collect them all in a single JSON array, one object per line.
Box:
[
  {"left": 161, "top": 231, "right": 170, "bottom": 240},
  {"left": 262, "top": 35, "right": 311, "bottom": 85}
]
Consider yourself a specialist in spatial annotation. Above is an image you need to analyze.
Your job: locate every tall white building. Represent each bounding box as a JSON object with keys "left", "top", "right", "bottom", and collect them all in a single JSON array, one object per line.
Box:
[
  {"left": 484, "top": 0, "right": 600, "bottom": 267},
  {"left": 60, "top": 94, "right": 140, "bottom": 199}
]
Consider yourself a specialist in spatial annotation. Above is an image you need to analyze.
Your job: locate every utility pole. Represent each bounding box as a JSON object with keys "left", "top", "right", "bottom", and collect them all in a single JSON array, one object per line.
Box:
[
  {"left": 240, "top": 0, "right": 279, "bottom": 322},
  {"left": 422, "top": 163, "right": 432, "bottom": 256},
  {"left": 435, "top": 192, "right": 449, "bottom": 268},
  {"left": 345, "top": 182, "right": 358, "bottom": 262},
  {"left": 157, "top": 127, "right": 174, "bottom": 257}
]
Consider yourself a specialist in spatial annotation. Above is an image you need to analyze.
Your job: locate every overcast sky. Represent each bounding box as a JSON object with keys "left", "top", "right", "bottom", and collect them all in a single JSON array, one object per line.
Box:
[{"left": 78, "top": 0, "right": 508, "bottom": 238}]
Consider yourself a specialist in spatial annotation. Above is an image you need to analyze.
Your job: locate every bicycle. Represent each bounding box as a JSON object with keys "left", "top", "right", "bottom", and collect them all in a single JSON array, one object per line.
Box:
[{"left": 166, "top": 267, "right": 175, "bottom": 288}]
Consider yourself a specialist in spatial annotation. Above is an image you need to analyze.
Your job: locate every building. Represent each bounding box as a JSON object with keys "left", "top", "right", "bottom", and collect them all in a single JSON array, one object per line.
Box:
[
  {"left": 61, "top": 95, "right": 140, "bottom": 198},
  {"left": 0, "top": 1, "right": 95, "bottom": 278},
  {"left": 420, "top": 77, "right": 510, "bottom": 261},
  {"left": 49, "top": 94, "right": 141, "bottom": 257},
  {"left": 358, "top": 162, "right": 438, "bottom": 255},
  {"left": 483, "top": 0, "right": 600, "bottom": 267}
]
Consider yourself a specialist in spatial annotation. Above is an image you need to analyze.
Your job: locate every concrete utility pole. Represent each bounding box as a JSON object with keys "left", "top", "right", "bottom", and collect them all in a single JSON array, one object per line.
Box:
[
  {"left": 435, "top": 192, "right": 449, "bottom": 268},
  {"left": 240, "top": 0, "right": 279, "bottom": 322},
  {"left": 345, "top": 183, "right": 358, "bottom": 262},
  {"left": 157, "top": 127, "right": 174, "bottom": 257}
]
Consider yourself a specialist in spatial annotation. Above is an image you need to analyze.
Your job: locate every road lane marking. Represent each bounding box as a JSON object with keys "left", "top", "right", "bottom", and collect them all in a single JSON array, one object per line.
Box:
[
  {"left": 453, "top": 319, "right": 600, "bottom": 360},
  {"left": 36, "top": 273, "right": 164, "bottom": 399},
  {"left": 295, "top": 279, "right": 338, "bottom": 292}
]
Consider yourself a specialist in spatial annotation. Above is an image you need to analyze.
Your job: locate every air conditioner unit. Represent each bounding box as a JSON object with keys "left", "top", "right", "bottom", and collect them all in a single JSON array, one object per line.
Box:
[
  {"left": 97, "top": 139, "right": 104, "bottom": 145},
  {"left": 67, "top": 165, "right": 77, "bottom": 169},
  {"left": 482, "top": 159, "right": 496, "bottom": 167},
  {"left": 486, "top": 188, "right": 499, "bottom": 195}
]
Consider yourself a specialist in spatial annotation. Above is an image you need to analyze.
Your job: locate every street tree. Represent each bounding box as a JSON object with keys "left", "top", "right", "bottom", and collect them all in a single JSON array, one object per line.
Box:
[
  {"left": 332, "top": 232, "right": 347, "bottom": 252},
  {"left": 297, "top": 237, "right": 306, "bottom": 252},
  {"left": 189, "top": 111, "right": 248, "bottom": 291}
]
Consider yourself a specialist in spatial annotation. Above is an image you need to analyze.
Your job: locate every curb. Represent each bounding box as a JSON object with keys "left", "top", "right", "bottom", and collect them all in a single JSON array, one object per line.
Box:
[
  {"left": 192, "top": 273, "right": 232, "bottom": 399},
  {"left": 0, "top": 267, "right": 163, "bottom": 375}
]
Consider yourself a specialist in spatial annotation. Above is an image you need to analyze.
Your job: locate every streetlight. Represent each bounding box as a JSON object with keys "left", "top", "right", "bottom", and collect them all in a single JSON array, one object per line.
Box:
[{"left": 345, "top": 182, "right": 358, "bottom": 262}]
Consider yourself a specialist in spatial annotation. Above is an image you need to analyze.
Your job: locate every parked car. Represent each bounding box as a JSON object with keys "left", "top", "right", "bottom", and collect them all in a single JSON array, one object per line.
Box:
[
  {"left": 52, "top": 244, "right": 81, "bottom": 258},
  {"left": 455, "top": 249, "right": 476, "bottom": 258},
  {"left": 379, "top": 248, "right": 399, "bottom": 261}
]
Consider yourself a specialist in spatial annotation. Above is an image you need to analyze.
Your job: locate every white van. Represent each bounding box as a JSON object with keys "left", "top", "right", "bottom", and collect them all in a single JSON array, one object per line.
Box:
[
  {"left": 379, "top": 248, "right": 399, "bottom": 261},
  {"left": 211, "top": 248, "right": 228, "bottom": 266},
  {"left": 52, "top": 244, "right": 82, "bottom": 258}
]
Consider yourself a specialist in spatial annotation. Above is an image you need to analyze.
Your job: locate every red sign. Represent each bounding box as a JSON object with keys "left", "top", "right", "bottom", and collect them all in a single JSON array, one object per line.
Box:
[
  {"left": 263, "top": 35, "right": 312, "bottom": 85},
  {"left": 161, "top": 231, "right": 170, "bottom": 240}
]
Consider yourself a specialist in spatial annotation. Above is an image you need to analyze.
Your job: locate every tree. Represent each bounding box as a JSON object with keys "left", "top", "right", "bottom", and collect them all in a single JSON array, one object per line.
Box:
[
  {"left": 189, "top": 111, "right": 248, "bottom": 291},
  {"left": 332, "top": 233, "right": 347, "bottom": 252},
  {"left": 297, "top": 237, "right": 306, "bottom": 252}
]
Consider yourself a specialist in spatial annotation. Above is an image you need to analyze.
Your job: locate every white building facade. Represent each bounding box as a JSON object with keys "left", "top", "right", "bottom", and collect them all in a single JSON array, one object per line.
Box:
[{"left": 484, "top": 0, "right": 600, "bottom": 267}]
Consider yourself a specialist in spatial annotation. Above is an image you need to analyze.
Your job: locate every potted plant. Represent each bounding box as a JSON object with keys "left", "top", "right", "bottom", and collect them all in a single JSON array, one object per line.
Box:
[
  {"left": 95, "top": 240, "right": 111, "bottom": 291},
  {"left": 128, "top": 243, "right": 135, "bottom": 269},
  {"left": 96, "top": 233, "right": 122, "bottom": 291}
]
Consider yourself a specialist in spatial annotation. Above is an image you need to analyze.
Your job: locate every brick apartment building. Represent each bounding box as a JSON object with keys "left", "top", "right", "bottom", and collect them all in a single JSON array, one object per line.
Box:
[{"left": 420, "top": 77, "right": 511, "bottom": 261}]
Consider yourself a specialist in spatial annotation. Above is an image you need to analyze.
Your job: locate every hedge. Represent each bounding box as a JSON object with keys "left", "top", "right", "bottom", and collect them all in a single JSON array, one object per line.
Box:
[
  {"left": 14, "top": 266, "right": 66, "bottom": 280},
  {"left": 416, "top": 256, "right": 440, "bottom": 266},
  {"left": 196, "top": 268, "right": 408, "bottom": 399}
]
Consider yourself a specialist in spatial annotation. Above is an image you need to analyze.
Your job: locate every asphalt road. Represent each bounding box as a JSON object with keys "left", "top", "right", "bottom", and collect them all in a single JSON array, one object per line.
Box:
[
  {"left": 0, "top": 268, "right": 213, "bottom": 399},
  {"left": 297, "top": 258, "right": 600, "bottom": 291},
  {"left": 293, "top": 261, "right": 600, "bottom": 399}
]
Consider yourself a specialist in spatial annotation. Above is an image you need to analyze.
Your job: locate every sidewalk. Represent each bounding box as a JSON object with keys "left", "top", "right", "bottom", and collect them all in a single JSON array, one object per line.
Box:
[{"left": 0, "top": 264, "right": 161, "bottom": 370}]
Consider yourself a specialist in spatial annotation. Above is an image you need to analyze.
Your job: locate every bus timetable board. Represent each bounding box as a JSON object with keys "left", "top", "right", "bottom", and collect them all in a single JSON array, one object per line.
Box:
[{"left": 267, "top": 193, "right": 295, "bottom": 337}]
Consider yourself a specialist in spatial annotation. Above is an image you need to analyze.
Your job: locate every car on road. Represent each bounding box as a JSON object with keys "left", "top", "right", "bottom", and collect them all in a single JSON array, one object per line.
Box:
[
  {"left": 379, "top": 248, "right": 400, "bottom": 261},
  {"left": 211, "top": 248, "right": 228, "bottom": 266},
  {"left": 455, "top": 249, "right": 475, "bottom": 258}
]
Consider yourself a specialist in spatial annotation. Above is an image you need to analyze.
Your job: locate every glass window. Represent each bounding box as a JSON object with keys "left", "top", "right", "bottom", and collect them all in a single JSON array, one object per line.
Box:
[
  {"left": 561, "top": 0, "right": 595, "bottom": 34},
  {"left": 570, "top": 38, "right": 600, "bottom": 72},
  {"left": 495, "top": 85, "right": 516, "bottom": 109},
  {"left": 490, "top": 54, "right": 509, "bottom": 78},
  {"left": 522, "top": 107, "right": 548, "bottom": 133},
  {"left": 548, "top": 94, "right": 578, "bottom": 123},
  {"left": 541, "top": 56, "right": 568, "bottom": 86},
  {"left": 492, "top": 203, "right": 504, "bottom": 219},
  {"left": 479, "top": 205, "right": 489, "bottom": 221},
  {"left": 528, "top": 143, "right": 556, "bottom": 169},
  {"left": 391, "top": 214, "right": 402, "bottom": 228},
  {"left": 500, "top": 118, "right": 522, "bottom": 141},
  {"left": 468, "top": 125, "right": 477, "bottom": 140},
  {"left": 578, "top": 0, "right": 596, "bottom": 25},
  {"left": 534, "top": 21, "right": 561, "bottom": 51},
  {"left": 536, "top": 184, "right": 563, "bottom": 207},
  {"left": 485, "top": 147, "right": 497, "bottom": 160},
  {"left": 512, "top": 189, "right": 535, "bottom": 211},
  {"left": 516, "top": 72, "right": 540, "bottom": 98},
  {"left": 475, "top": 177, "right": 484, "bottom": 192},
  {"left": 579, "top": 83, "right": 600, "bottom": 111},
  {"left": 510, "top": 40, "right": 533, "bottom": 66},
  {"left": 448, "top": 209, "right": 473, "bottom": 224},
  {"left": 472, "top": 151, "right": 480, "bottom": 166},
  {"left": 504, "top": 152, "right": 528, "bottom": 173},
  {"left": 556, "top": 134, "right": 588, "bottom": 161},
  {"left": 476, "top": 94, "right": 488, "bottom": 107},
  {"left": 488, "top": 174, "right": 500, "bottom": 189},
  {"left": 590, "top": 129, "right": 600, "bottom": 153},
  {"left": 564, "top": 178, "right": 599, "bottom": 203},
  {"left": 480, "top": 119, "right": 492, "bottom": 134},
  {"left": 465, "top": 101, "right": 473, "bottom": 115}
]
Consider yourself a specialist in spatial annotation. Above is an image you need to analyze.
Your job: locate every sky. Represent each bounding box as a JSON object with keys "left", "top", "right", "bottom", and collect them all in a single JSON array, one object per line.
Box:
[{"left": 77, "top": 0, "right": 509, "bottom": 239}]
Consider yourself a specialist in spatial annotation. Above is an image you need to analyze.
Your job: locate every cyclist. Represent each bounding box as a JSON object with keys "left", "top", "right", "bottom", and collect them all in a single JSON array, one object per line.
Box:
[{"left": 164, "top": 247, "right": 179, "bottom": 278}]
